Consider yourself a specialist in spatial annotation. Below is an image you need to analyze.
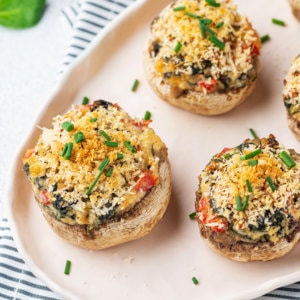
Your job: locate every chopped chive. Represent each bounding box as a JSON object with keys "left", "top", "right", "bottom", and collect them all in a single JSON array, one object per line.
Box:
[
  {"left": 199, "top": 21, "right": 207, "bottom": 38},
  {"left": 82, "top": 96, "right": 89, "bottom": 105},
  {"left": 240, "top": 148, "right": 262, "bottom": 160},
  {"left": 184, "top": 11, "right": 199, "bottom": 18},
  {"left": 246, "top": 179, "right": 253, "bottom": 193},
  {"left": 63, "top": 142, "right": 73, "bottom": 160},
  {"left": 144, "top": 110, "right": 151, "bottom": 120},
  {"left": 173, "top": 5, "right": 186, "bottom": 11},
  {"left": 131, "top": 79, "right": 139, "bottom": 92},
  {"left": 272, "top": 18, "right": 286, "bottom": 26},
  {"left": 86, "top": 172, "right": 102, "bottom": 196},
  {"left": 86, "top": 158, "right": 110, "bottom": 195},
  {"left": 236, "top": 196, "right": 243, "bottom": 211},
  {"left": 117, "top": 153, "right": 124, "bottom": 160},
  {"left": 201, "top": 18, "right": 212, "bottom": 25},
  {"left": 205, "top": 0, "right": 221, "bottom": 7},
  {"left": 104, "top": 141, "right": 118, "bottom": 147},
  {"left": 216, "top": 21, "right": 224, "bottom": 29},
  {"left": 208, "top": 34, "right": 225, "bottom": 50},
  {"left": 74, "top": 131, "right": 85, "bottom": 143},
  {"left": 61, "top": 143, "right": 68, "bottom": 157},
  {"left": 248, "top": 159, "right": 258, "bottom": 166},
  {"left": 106, "top": 167, "right": 113, "bottom": 177},
  {"left": 192, "top": 276, "right": 199, "bottom": 285},
  {"left": 242, "top": 195, "right": 250, "bottom": 211},
  {"left": 266, "top": 176, "right": 276, "bottom": 191},
  {"left": 199, "top": 20, "right": 215, "bottom": 38},
  {"left": 260, "top": 34, "right": 270, "bottom": 43},
  {"left": 189, "top": 211, "right": 197, "bottom": 219},
  {"left": 64, "top": 260, "right": 71, "bottom": 275},
  {"left": 62, "top": 121, "right": 74, "bottom": 132},
  {"left": 100, "top": 130, "right": 111, "bottom": 141},
  {"left": 124, "top": 141, "right": 136, "bottom": 153},
  {"left": 90, "top": 117, "right": 97, "bottom": 122},
  {"left": 174, "top": 41, "right": 182, "bottom": 53},
  {"left": 203, "top": 22, "right": 215, "bottom": 35},
  {"left": 249, "top": 128, "right": 258, "bottom": 138},
  {"left": 279, "top": 151, "right": 296, "bottom": 168},
  {"left": 99, "top": 157, "right": 110, "bottom": 172},
  {"left": 223, "top": 153, "right": 232, "bottom": 160}
]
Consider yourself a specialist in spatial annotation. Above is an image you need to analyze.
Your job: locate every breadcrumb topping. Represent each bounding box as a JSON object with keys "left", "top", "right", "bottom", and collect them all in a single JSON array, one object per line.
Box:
[
  {"left": 23, "top": 101, "right": 166, "bottom": 229},
  {"left": 149, "top": 0, "right": 260, "bottom": 94},
  {"left": 196, "top": 135, "right": 300, "bottom": 243}
]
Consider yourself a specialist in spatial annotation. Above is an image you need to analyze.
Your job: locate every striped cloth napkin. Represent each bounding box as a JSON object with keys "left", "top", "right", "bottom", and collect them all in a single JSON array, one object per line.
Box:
[{"left": 1, "top": 0, "right": 300, "bottom": 299}]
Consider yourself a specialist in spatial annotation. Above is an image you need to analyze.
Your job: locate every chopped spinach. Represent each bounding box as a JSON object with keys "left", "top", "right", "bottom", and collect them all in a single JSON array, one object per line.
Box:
[
  {"left": 23, "top": 162, "right": 30, "bottom": 176},
  {"left": 52, "top": 194, "right": 73, "bottom": 218}
]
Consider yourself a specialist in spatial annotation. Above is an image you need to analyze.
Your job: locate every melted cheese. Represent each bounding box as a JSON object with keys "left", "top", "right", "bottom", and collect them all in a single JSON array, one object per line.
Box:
[
  {"left": 198, "top": 135, "right": 300, "bottom": 242},
  {"left": 150, "top": 0, "right": 260, "bottom": 93},
  {"left": 23, "top": 102, "right": 166, "bottom": 229}
]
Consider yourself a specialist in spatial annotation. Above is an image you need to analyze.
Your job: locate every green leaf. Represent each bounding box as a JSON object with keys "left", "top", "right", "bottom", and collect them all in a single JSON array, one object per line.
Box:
[{"left": 0, "top": 0, "right": 46, "bottom": 29}]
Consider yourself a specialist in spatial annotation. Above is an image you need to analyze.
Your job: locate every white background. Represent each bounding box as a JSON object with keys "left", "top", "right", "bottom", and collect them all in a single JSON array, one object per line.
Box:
[{"left": 0, "top": 0, "right": 71, "bottom": 219}]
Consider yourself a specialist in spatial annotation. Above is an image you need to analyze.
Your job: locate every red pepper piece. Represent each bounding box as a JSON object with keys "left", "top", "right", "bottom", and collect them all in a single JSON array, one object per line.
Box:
[{"left": 133, "top": 170, "right": 157, "bottom": 192}]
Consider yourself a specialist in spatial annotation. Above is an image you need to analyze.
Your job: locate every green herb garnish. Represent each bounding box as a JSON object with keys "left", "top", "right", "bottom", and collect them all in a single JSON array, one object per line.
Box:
[
  {"left": 272, "top": 18, "right": 286, "bottom": 26},
  {"left": 216, "top": 21, "right": 224, "bottom": 29},
  {"left": 260, "top": 34, "right": 270, "bottom": 43},
  {"left": 74, "top": 131, "right": 85, "bottom": 143},
  {"left": 249, "top": 128, "right": 258, "bottom": 138},
  {"left": 131, "top": 79, "right": 139, "bottom": 92},
  {"left": 189, "top": 212, "right": 197, "bottom": 219},
  {"left": 124, "top": 141, "right": 136, "bottom": 153},
  {"left": 90, "top": 117, "right": 97, "bottom": 122},
  {"left": 100, "top": 130, "right": 111, "bottom": 141},
  {"left": 279, "top": 151, "right": 296, "bottom": 168},
  {"left": 0, "top": 0, "right": 46, "bottom": 29},
  {"left": 62, "top": 142, "right": 73, "bottom": 160},
  {"left": 144, "top": 110, "right": 151, "bottom": 120},
  {"left": 236, "top": 195, "right": 250, "bottom": 211},
  {"left": 184, "top": 12, "right": 225, "bottom": 50},
  {"left": 174, "top": 41, "right": 182, "bottom": 53},
  {"left": 104, "top": 141, "right": 118, "bottom": 147},
  {"left": 192, "top": 276, "right": 199, "bottom": 285},
  {"left": 246, "top": 179, "right": 253, "bottom": 193},
  {"left": 86, "top": 158, "right": 110, "bottom": 195},
  {"left": 106, "top": 167, "right": 113, "bottom": 177},
  {"left": 205, "top": 0, "right": 220, "bottom": 7},
  {"left": 62, "top": 121, "right": 74, "bottom": 132},
  {"left": 248, "top": 159, "right": 258, "bottom": 166},
  {"left": 208, "top": 34, "right": 225, "bottom": 50},
  {"left": 223, "top": 153, "right": 232, "bottom": 160},
  {"left": 61, "top": 143, "right": 68, "bottom": 157},
  {"left": 199, "top": 19, "right": 214, "bottom": 38},
  {"left": 266, "top": 176, "right": 276, "bottom": 191},
  {"left": 173, "top": 6, "right": 186, "bottom": 11},
  {"left": 236, "top": 196, "right": 243, "bottom": 211},
  {"left": 82, "top": 96, "right": 89, "bottom": 105},
  {"left": 240, "top": 149, "right": 262, "bottom": 160},
  {"left": 242, "top": 195, "right": 250, "bottom": 211},
  {"left": 184, "top": 11, "right": 199, "bottom": 18},
  {"left": 117, "top": 153, "right": 124, "bottom": 160},
  {"left": 64, "top": 260, "right": 71, "bottom": 275}
]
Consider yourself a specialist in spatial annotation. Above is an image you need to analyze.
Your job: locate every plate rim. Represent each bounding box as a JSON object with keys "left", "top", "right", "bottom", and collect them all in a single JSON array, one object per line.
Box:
[{"left": 5, "top": 0, "right": 300, "bottom": 299}]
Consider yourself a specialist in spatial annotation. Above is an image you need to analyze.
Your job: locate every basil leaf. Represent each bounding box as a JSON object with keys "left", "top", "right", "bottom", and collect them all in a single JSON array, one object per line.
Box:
[{"left": 0, "top": 0, "right": 46, "bottom": 29}]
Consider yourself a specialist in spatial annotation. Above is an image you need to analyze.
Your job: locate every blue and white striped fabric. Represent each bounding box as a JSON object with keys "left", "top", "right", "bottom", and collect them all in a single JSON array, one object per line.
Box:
[
  {"left": 1, "top": 0, "right": 300, "bottom": 299},
  {"left": 60, "top": 0, "right": 136, "bottom": 73}
]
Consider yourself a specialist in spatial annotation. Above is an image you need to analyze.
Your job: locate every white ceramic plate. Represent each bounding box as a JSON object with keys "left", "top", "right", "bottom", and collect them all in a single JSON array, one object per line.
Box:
[{"left": 7, "top": 0, "right": 300, "bottom": 299}]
